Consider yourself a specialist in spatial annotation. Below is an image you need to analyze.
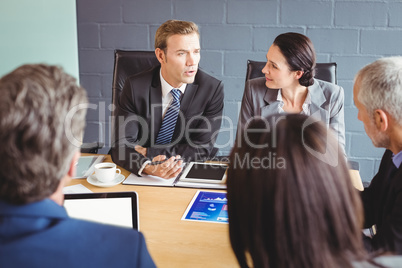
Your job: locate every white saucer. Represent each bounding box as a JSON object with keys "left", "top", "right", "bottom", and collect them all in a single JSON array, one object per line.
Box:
[{"left": 87, "top": 174, "right": 125, "bottom": 188}]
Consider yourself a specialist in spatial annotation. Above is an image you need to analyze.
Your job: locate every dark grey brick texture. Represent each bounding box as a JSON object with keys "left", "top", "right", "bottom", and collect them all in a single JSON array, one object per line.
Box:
[{"left": 77, "top": 0, "right": 402, "bottom": 182}]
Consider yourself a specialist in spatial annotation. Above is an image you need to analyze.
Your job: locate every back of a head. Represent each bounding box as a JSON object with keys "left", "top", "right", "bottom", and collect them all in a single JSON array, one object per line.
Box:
[
  {"left": 356, "top": 56, "right": 402, "bottom": 126},
  {"left": 154, "top": 19, "right": 199, "bottom": 51},
  {"left": 0, "top": 64, "right": 87, "bottom": 204},
  {"left": 227, "top": 114, "right": 365, "bottom": 268},
  {"left": 273, "top": 32, "right": 316, "bottom": 87}
]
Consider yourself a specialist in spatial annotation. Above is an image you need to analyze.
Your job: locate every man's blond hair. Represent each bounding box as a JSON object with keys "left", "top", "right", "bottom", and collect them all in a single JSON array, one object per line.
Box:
[{"left": 155, "top": 20, "right": 199, "bottom": 52}]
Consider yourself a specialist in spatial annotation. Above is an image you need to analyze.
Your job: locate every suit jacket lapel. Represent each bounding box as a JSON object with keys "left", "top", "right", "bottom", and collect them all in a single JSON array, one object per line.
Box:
[
  {"left": 261, "top": 88, "right": 280, "bottom": 118},
  {"left": 180, "top": 83, "right": 198, "bottom": 116},
  {"left": 309, "top": 80, "right": 328, "bottom": 124},
  {"left": 260, "top": 80, "right": 328, "bottom": 122},
  {"left": 150, "top": 71, "right": 163, "bottom": 142}
]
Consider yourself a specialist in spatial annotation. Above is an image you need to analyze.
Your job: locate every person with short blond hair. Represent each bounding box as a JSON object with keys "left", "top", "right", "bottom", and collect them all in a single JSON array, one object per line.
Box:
[
  {"left": 154, "top": 19, "right": 199, "bottom": 52},
  {"left": 111, "top": 20, "right": 224, "bottom": 179}
]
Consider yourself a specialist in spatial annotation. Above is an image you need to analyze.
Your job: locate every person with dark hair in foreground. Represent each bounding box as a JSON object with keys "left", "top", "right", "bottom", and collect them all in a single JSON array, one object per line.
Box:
[
  {"left": 0, "top": 64, "right": 155, "bottom": 267},
  {"left": 227, "top": 114, "right": 402, "bottom": 268},
  {"left": 238, "top": 32, "right": 345, "bottom": 152}
]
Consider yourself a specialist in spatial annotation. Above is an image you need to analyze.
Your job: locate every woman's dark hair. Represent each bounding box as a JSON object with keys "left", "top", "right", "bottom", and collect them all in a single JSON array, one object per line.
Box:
[
  {"left": 273, "top": 32, "right": 316, "bottom": 87},
  {"left": 227, "top": 114, "right": 366, "bottom": 268}
]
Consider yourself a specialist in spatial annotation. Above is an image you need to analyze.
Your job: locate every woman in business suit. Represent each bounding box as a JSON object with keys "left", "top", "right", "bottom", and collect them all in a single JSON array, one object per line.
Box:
[
  {"left": 238, "top": 32, "right": 345, "bottom": 152},
  {"left": 227, "top": 114, "right": 402, "bottom": 268}
]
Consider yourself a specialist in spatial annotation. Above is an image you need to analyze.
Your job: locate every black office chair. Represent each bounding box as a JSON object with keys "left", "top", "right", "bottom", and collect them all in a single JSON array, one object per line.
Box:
[
  {"left": 109, "top": 50, "right": 160, "bottom": 151},
  {"left": 82, "top": 51, "right": 159, "bottom": 154},
  {"left": 245, "top": 60, "right": 337, "bottom": 84},
  {"left": 112, "top": 50, "right": 160, "bottom": 111},
  {"left": 80, "top": 142, "right": 105, "bottom": 154}
]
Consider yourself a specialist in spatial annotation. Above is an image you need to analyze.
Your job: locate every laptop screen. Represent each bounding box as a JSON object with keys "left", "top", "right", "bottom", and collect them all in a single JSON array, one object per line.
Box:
[{"left": 64, "top": 192, "right": 139, "bottom": 230}]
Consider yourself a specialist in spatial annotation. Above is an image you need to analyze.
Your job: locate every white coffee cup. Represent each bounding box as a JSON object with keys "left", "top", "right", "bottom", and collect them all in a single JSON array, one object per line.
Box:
[{"left": 94, "top": 163, "right": 121, "bottom": 183}]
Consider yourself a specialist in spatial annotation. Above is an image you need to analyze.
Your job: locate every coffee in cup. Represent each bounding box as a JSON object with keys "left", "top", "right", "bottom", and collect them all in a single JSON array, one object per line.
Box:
[{"left": 94, "top": 163, "right": 121, "bottom": 183}]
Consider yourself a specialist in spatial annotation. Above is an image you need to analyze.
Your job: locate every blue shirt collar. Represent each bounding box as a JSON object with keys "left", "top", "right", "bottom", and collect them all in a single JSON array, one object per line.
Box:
[{"left": 392, "top": 150, "right": 402, "bottom": 169}]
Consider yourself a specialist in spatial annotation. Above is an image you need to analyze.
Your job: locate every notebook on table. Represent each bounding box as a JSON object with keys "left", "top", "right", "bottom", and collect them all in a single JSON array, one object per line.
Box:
[{"left": 64, "top": 191, "right": 139, "bottom": 230}]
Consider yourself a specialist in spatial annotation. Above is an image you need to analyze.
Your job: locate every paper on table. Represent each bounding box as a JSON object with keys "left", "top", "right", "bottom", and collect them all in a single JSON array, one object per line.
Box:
[
  {"left": 63, "top": 184, "right": 93, "bottom": 194},
  {"left": 123, "top": 173, "right": 176, "bottom": 187}
]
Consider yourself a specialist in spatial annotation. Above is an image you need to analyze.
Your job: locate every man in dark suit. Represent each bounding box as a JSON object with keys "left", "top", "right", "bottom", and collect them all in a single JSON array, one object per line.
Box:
[
  {"left": 111, "top": 20, "right": 224, "bottom": 178},
  {"left": 0, "top": 64, "right": 155, "bottom": 267},
  {"left": 353, "top": 56, "right": 402, "bottom": 254}
]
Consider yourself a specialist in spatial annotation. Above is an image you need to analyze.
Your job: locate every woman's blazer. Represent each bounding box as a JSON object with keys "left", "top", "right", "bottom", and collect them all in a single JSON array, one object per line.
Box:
[{"left": 238, "top": 77, "right": 345, "bottom": 151}]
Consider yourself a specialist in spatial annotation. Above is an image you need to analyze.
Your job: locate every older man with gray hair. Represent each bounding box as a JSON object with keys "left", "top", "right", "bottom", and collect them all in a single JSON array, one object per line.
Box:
[{"left": 354, "top": 56, "right": 402, "bottom": 254}]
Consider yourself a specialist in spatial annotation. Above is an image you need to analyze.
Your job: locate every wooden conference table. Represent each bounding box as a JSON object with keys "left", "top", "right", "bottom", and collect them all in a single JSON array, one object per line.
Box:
[
  {"left": 68, "top": 154, "right": 363, "bottom": 267},
  {"left": 67, "top": 154, "right": 238, "bottom": 268}
]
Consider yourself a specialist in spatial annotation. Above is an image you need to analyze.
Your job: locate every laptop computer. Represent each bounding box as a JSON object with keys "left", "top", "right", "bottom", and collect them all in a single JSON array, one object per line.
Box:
[{"left": 64, "top": 192, "right": 139, "bottom": 230}]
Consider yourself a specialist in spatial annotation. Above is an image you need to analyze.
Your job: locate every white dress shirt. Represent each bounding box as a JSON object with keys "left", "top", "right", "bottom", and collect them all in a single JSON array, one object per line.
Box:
[{"left": 276, "top": 88, "right": 311, "bottom": 115}]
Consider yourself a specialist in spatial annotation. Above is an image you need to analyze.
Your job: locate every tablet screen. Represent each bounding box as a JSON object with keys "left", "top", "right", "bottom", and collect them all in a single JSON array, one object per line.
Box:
[
  {"left": 185, "top": 163, "right": 227, "bottom": 181},
  {"left": 64, "top": 192, "right": 139, "bottom": 230}
]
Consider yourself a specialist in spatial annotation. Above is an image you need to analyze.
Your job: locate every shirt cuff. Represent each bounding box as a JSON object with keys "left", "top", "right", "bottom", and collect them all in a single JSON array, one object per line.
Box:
[{"left": 138, "top": 160, "right": 152, "bottom": 176}]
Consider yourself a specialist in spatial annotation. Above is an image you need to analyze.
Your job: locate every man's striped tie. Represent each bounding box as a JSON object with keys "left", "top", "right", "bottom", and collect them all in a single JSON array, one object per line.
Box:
[{"left": 155, "top": 89, "right": 181, "bottom": 144}]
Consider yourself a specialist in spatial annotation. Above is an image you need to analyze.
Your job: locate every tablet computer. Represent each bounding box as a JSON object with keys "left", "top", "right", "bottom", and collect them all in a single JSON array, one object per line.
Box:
[
  {"left": 179, "top": 162, "right": 228, "bottom": 184},
  {"left": 64, "top": 191, "right": 139, "bottom": 230}
]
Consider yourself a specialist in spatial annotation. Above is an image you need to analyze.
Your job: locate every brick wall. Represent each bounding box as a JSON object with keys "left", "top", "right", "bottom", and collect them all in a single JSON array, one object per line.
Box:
[{"left": 77, "top": 0, "right": 402, "bottom": 182}]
